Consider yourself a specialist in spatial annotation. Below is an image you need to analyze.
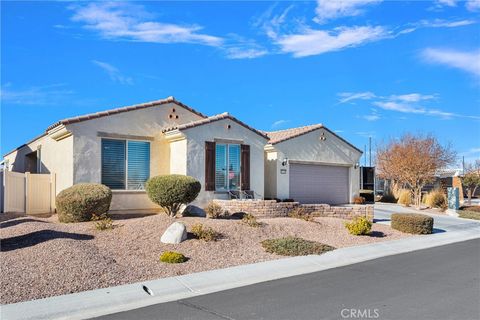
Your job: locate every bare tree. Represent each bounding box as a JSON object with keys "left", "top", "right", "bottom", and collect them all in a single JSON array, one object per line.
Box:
[
  {"left": 462, "top": 160, "right": 480, "bottom": 205},
  {"left": 376, "top": 134, "right": 456, "bottom": 208}
]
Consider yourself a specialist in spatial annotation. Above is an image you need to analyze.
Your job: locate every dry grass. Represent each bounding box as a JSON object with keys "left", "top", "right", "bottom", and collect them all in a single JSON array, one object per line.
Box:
[{"left": 1, "top": 213, "right": 409, "bottom": 304}]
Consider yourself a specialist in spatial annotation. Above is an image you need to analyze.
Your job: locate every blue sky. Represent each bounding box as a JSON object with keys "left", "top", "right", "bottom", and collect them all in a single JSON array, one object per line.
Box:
[{"left": 1, "top": 1, "right": 479, "bottom": 165}]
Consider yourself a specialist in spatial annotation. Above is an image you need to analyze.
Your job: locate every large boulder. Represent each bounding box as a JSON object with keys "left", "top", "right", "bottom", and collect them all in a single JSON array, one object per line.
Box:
[{"left": 161, "top": 222, "right": 187, "bottom": 244}]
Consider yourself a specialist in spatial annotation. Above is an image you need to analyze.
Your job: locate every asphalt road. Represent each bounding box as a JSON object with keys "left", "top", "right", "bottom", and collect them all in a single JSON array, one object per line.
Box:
[{"left": 94, "top": 239, "right": 480, "bottom": 320}]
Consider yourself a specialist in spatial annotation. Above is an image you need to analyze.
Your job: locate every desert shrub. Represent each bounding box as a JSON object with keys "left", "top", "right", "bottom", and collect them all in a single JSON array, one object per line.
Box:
[
  {"left": 344, "top": 216, "right": 372, "bottom": 235},
  {"left": 160, "top": 251, "right": 187, "bottom": 263},
  {"left": 261, "top": 237, "right": 335, "bottom": 256},
  {"left": 56, "top": 183, "right": 112, "bottom": 223},
  {"left": 397, "top": 189, "right": 412, "bottom": 206},
  {"left": 146, "top": 175, "right": 201, "bottom": 217},
  {"left": 391, "top": 213, "right": 434, "bottom": 234},
  {"left": 204, "top": 201, "right": 225, "bottom": 219},
  {"left": 379, "top": 193, "right": 397, "bottom": 203},
  {"left": 191, "top": 223, "right": 220, "bottom": 241},
  {"left": 359, "top": 190, "right": 374, "bottom": 202},
  {"left": 288, "top": 207, "right": 314, "bottom": 221},
  {"left": 91, "top": 213, "right": 114, "bottom": 230},
  {"left": 459, "top": 206, "right": 480, "bottom": 213},
  {"left": 424, "top": 189, "right": 447, "bottom": 210},
  {"left": 242, "top": 213, "right": 262, "bottom": 227},
  {"left": 457, "top": 210, "right": 480, "bottom": 220},
  {"left": 353, "top": 196, "right": 366, "bottom": 205}
]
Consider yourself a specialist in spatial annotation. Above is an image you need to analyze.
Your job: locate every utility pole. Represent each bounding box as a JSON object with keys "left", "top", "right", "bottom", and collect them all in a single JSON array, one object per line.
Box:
[
  {"left": 364, "top": 145, "right": 367, "bottom": 166},
  {"left": 369, "top": 136, "right": 372, "bottom": 167}
]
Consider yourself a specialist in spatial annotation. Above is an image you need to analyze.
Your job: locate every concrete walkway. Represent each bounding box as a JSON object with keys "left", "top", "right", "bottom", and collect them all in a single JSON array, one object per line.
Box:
[{"left": 2, "top": 205, "right": 479, "bottom": 320}]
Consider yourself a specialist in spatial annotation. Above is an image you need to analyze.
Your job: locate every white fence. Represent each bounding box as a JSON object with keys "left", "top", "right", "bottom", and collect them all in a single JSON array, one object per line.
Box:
[{"left": 2, "top": 171, "right": 55, "bottom": 215}]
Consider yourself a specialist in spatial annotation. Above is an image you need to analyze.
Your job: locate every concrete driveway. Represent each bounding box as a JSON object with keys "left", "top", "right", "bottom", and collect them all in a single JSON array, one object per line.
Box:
[{"left": 374, "top": 202, "right": 480, "bottom": 232}]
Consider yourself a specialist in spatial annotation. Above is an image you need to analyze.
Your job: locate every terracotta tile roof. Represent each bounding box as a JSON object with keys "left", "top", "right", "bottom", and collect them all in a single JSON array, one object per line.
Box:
[
  {"left": 264, "top": 124, "right": 362, "bottom": 152},
  {"left": 264, "top": 124, "right": 324, "bottom": 144},
  {"left": 46, "top": 96, "right": 207, "bottom": 131},
  {"left": 162, "top": 112, "right": 269, "bottom": 140}
]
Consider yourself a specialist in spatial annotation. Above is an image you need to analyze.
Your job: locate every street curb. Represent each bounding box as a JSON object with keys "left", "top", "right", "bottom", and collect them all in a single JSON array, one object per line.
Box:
[{"left": 1, "top": 227, "right": 479, "bottom": 320}]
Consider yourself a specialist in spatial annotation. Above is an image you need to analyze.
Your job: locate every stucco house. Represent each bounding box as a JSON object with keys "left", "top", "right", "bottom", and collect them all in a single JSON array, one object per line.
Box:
[{"left": 3, "top": 96, "right": 362, "bottom": 212}]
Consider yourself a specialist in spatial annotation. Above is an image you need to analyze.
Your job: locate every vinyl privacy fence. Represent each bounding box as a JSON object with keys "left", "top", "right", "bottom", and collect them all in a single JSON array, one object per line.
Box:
[{"left": 1, "top": 171, "right": 55, "bottom": 214}]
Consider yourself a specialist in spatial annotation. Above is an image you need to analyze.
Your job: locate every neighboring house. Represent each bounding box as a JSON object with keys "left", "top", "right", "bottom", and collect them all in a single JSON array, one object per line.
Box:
[
  {"left": 3, "top": 97, "right": 362, "bottom": 212},
  {"left": 263, "top": 125, "right": 362, "bottom": 204}
]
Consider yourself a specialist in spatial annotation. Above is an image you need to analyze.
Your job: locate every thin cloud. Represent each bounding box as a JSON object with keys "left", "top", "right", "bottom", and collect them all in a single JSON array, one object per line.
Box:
[
  {"left": 418, "top": 19, "right": 476, "bottom": 28},
  {"left": 70, "top": 2, "right": 223, "bottom": 47},
  {"left": 314, "top": 0, "right": 382, "bottom": 24},
  {"left": 389, "top": 93, "right": 436, "bottom": 102},
  {"left": 92, "top": 60, "right": 133, "bottom": 85},
  {"left": 338, "top": 91, "right": 376, "bottom": 103},
  {"left": 467, "top": 0, "right": 480, "bottom": 11},
  {"left": 362, "top": 114, "right": 380, "bottom": 121},
  {"left": 422, "top": 48, "right": 480, "bottom": 76},
  {"left": 276, "top": 25, "right": 388, "bottom": 58},
  {"left": 271, "top": 119, "right": 289, "bottom": 128},
  {"left": 0, "top": 83, "right": 74, "bottom": 105}
]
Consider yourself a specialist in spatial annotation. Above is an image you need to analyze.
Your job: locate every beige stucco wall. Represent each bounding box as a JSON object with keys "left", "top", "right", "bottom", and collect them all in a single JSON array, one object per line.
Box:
[
  {"left": 3, "top": 134, "right": 73, "bottom": 195},
  {"left": 266, "top": 128, "right": 362, "bottom": 203},
  {"left": 169, "top": 139, "right": 187, "bottom": 175},
  {"left": 181, "top": 118, "right": 268, "bottom": 208},
  {"left": 66, "top": 102, "right": 203, "bottom": 211},
  {"left": 264, "top": 150, "right": 278, "bottom": 198}
]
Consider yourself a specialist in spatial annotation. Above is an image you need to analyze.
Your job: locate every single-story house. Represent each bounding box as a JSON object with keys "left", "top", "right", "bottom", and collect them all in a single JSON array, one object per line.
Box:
[{"left": 3, "top": 96, "right": 362, "bottom": 212}]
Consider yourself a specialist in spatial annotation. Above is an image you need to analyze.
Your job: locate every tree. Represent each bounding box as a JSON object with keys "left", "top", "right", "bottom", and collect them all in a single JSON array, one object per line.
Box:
[
  {"left": 462, "top": 160, "right": 480, "bottom": 205},
  {"left": 376, "top": 134, "right": 456, "bottom": 208}
]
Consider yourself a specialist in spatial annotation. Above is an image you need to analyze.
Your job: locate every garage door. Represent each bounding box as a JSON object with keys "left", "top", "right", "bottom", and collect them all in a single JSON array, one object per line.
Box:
[{"left": 289, "top": 163, "right": 349, "bottom": 204}]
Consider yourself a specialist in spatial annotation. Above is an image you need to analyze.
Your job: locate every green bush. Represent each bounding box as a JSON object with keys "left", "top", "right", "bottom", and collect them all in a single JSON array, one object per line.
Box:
[
  {"left": 91, "top": 213, "right": 114, "bottom": 230},
  {"left": 204, "top": 201, "right": 225, "bottom": 219},
  {"left": 191, "top": 223, "right": 220, "bottom": 241},
  {"left": 288, "top": 207, "right": 314, "bottom": 221},
  {"left": 379, "top": 193, "right": 397, "bottom": 203},
  {"left": 160, "top": 251, "right": 187, "bottom": 263},
  {"left": 353, "top": 196, "right": 366, "bottom": 205},
  {"left": 391, "top": 213, "right": 434, "bottom": 234},
  {"left": 424, "top": 189, "right": 447, "bottom": 210},
  {"left": 242, "top": 213, "right": 262, "bottom": 227},
  {"left": 56, "top": 184, "right": 112, "bottom": 223},
  {"left": 344, "top": 216, "right": 372, "bottom": 235},
  {"left": 261, "top": 237, "right": 335, "bottom": 256},
  {"left": 397, "top": 189, "right": 412, "bottom": 206},
  {"left": 146, "top": 175, "right": 201, "bottom": 217}
]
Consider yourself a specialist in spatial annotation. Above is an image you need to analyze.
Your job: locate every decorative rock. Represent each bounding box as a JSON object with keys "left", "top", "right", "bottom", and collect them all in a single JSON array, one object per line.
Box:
[{"left": 161, "top": 222, "right": 187, "bottom": 244}]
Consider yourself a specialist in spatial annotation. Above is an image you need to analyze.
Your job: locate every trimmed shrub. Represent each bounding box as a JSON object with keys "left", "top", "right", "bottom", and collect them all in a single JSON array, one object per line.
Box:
[
  {"left": 91, "top": 213, "right": 114, "bottom": 230},
  {"left": 56, "top": 183, "right": 112, "bottom": 223},
  {"left": 459, "top": 206, "right": 480, "bottom": 213},
  {"left": 242, "top": 213, "right": 262, "bottom": 227},
  {"left": 359, "top": 190, "right": 374, "bottom": 202},
  {"left": 379, "top": 193, "right": 397, "bottom": 203},
  {"left": 457, "top": 210, "right": 480, "bottom": 221},
  {"left": 344, "top": 216, "right": 372, "bottom": 235},
  {"left": 353, "top": 196, "right": 366, "bottom": 205},
  {"left": 288, "top": 207, "right": 314, "bottom": 221},
  {"left": 261, "top": 237, "right": 335, "bottom": 256},
  {"left": 160, "top": 251, "right": 187, "bottom": 263},
  {"left": 191, "top": 223, "right": 220, "bottom": 241},
  {"left": 391, "top": 213, "right": 434, "bottom": 234},
  {"left": 204, "top": 201, "right": 225, "bottom": 219},
  {"left": 146, "top": 175, "right": 201, "bottom": 217},
  {"left": 424, "top": 189, "right": 447, "bottom": 210},
  {"left": 397, "top": 189, "right": 412, "bottom": 206}
]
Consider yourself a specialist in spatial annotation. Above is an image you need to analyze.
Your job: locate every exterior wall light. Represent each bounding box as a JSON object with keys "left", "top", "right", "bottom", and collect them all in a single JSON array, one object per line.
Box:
[
  {"left": 354, "top": 162, "right": 360, "bottom": 169},
  {"left": 282, "top": 157, "right": 288, "bottom": 166}
]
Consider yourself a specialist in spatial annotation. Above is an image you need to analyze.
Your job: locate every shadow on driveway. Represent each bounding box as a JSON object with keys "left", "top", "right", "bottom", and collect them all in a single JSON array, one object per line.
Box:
[{"left": 1, "top": 230, "right": 94, "bottom": 252}]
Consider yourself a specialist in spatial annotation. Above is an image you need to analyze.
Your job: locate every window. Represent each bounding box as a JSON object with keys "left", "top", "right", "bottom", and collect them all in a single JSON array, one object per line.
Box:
[
  {"left": 215, "top": 143, "right": 241, "bottom": 191},
  {"left": 101, "top": 139, "right": 150, "bottom": 190}
]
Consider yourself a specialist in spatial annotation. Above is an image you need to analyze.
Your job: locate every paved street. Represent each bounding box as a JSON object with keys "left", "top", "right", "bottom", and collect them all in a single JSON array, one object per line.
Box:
[{"left": 94, "top": 239, "right": 480, "bottom": 320}]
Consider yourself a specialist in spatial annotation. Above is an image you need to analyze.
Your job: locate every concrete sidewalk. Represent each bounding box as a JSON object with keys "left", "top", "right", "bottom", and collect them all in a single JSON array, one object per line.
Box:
[{"left": 2, "top": 218, "right": 479, "bottom": 320}]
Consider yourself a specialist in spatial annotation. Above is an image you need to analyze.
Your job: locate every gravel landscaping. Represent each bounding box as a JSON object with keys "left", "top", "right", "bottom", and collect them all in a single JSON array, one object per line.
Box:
[{"left": 1, "top": 212, "right": 409, "bottom": 304}]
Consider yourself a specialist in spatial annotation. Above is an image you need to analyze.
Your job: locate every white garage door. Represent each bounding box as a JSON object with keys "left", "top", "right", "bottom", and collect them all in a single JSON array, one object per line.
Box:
[{"left": 289, "top": 163, "right": 349, "bottom": 204}]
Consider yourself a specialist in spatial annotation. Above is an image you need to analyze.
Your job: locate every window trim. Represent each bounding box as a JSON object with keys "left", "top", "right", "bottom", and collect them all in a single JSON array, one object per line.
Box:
[
  {"left": 101, "top": 137, "right": 151, "bottom": 191},
  {"left": 215, "top": 143, "right": 241, "bottom": 192}
]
